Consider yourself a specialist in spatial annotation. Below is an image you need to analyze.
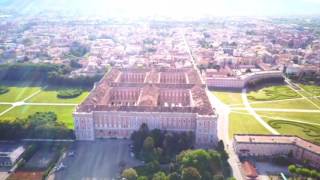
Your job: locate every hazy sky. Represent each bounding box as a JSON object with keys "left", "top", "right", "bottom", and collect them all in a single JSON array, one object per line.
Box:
[{"left": 0, "top": 0, "right": 320, "bottom": 17}]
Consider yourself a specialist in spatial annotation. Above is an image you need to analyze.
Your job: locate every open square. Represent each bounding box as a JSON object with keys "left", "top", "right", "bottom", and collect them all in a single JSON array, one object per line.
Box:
[{"left": 52, "top": 140, "right": 141, "bottom": 180}]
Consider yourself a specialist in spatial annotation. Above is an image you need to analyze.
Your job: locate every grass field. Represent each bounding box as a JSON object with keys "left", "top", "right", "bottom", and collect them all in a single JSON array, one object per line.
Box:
[
  {"left": 0, "top": 86, "right": 41, "bottom": 102},
  {"left": 262, "top": 117, "right": 320, "bottom": 144},
  {"left": 0, "top": 105, "right": 11, "bottom": 113},
  {"left": 1, "top": 105, "right": 75, "bottom": 128},
  {"left": 299, "top": 84, "right": 320, "bottom": 96},
  {"left": 228, "top": 111, "right": 270, "bottom": 139},
  {"left": 0, "top": 84, "right": 89, "bottom": 129},
  {"left": 256, "top": 111, "right": 320, "bottom": 125},
  {"left": 247, "top": 85, "right": 300, "bottom": 102},
  {"left": 212, "top": 84, "right": 320, "bottom": 143},
  {"left": 251, "top": 98, "right": 318, "bottom": 109},
  {"left": 27, "top": 88, "right": 89, "bottom": 104},
  {"left": 212, "top": 91, "right": 243, "bottom": 106}
]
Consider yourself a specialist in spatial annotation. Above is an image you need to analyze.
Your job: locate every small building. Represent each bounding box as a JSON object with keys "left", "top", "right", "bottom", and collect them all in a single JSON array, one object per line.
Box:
[
  {"left": 0, "top": 143, "right": 26, "bottom": 167},
  {"left": 233, "top": 134, "right": 320, "bottom": 169}
]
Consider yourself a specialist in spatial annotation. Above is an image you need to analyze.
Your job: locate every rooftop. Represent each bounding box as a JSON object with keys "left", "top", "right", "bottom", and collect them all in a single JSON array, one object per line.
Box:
[
  {"left": 77, "top": 67, "right": 214, "bottom": 115},
  {"left": 234, "top": 134, "right": 320, "bottom": 155}
]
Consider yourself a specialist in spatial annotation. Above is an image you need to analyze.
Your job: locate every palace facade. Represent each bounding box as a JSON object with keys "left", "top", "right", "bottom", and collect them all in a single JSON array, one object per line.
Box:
[{"left": 73, "top": 68, "right": 218, "bottom": 145}]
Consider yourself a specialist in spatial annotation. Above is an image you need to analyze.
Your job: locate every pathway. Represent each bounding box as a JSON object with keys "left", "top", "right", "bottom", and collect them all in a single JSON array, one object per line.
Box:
[
  {"left": 229, "top": 95, "right": 320, "bottom": 107},
  {"left": 285, "top": 78, "right": 320, "bottom": 110},
  {"left": 241, "top": 89, "right": 279, "bottom": 135},
  {"left": 232, "top": 107, "right": 320, "bottom": 113},
  {"left": 0, "top": 88, "right": 78, "bottom": 117},
  {"left": 207, "top": 89, "right": 244, "bottom": 180},
  {"left": 231, "top": 110, "right": 320, "bottom": 126}
]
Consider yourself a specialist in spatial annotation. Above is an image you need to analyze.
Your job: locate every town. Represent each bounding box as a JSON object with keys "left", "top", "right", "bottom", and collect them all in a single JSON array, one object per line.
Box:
[{"left": 0, "top": 6, "right": 320, "bottom": 180}]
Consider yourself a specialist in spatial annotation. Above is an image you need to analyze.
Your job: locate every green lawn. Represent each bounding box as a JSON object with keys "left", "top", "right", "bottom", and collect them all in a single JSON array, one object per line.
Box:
[
  {"left": 262, "top": 117, "right": 320, "bottom": 145},
  {"left": 0, "top": 105, "right": 11, "bottom": 113},
  {"left": 27, "top": 88, "right": 89, "bottom": 104},
  {"left": 251, "top": 98, "right": 318, "bottom": 109},
  {"left": 0, "top": 105, "right": 76, "bottom": 129},
  {"left": 247, "top": 85, "right": 300, "bottom": 102},
  {"left": 212, "top": 91, "right": 243, "bottom": 106},
  {"left": 0, "top": 86, "right": 41, "bottom": 102},
  {"left": 256, "top": 111, "right": 320, "bottom": 125},
  {"left": 299, "top": 84, "right": 320, "bottom": 96},
  {"left": 228, "top": 111, "right": 270, "bottom": 139}
]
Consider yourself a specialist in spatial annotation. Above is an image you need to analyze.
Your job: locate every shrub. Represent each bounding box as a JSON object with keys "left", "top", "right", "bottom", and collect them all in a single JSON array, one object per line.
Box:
[
  {"left": 57, "top": 88, "right": 82, "bottom": 98},
  {"left": 0, "top": 86, "right": 9, "bottom": 94}
]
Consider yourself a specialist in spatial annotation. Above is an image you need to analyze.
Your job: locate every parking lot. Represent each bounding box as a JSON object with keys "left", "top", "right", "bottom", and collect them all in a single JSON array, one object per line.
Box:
[{"left": 51, "top": 140, "right": 141, "bottom": 180}]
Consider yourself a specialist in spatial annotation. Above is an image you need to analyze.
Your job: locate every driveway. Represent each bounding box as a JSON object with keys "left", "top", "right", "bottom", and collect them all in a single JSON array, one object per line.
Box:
[{"left": 52, "top": 139, "right": 141, "bottom": 180}]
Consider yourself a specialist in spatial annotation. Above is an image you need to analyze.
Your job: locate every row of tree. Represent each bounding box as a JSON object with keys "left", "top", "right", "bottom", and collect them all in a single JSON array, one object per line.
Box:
[
  {"left": 125, "top": 124, "right": 233, "bottom": 180},
  {"left": 288, "top": 164, "right": 320, "bottom": 179},
  {"left": 122, "top": 149, "right": 234, "bottom": 180},
  {"left": 0, "top": 63, "right": 103, "bottom": 87},
  {"left": 0, "top": 112, "right": 74, "bottom": 140},
  {"left": 130, "top": 123, "right": 195, "bottom": 163}
]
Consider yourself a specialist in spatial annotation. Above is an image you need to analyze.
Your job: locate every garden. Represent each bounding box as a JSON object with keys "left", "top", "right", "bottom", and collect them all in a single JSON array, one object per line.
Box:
[
  {"left": 247, "top": 86, "right": 300, "bottom": 101},
  {"left": 122, "top": 124, "right": 234, "bottom": 180}
]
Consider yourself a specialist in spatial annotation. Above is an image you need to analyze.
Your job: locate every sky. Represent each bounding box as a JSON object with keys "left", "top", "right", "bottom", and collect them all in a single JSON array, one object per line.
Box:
[{"left": 0, "top": 0, "right": 320, "bottom": 18}]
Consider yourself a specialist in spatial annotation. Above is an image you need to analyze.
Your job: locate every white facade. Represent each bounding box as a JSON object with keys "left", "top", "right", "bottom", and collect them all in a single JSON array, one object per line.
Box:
[{"left": 206, "top": 71, "right": 283, "bottom": 89}]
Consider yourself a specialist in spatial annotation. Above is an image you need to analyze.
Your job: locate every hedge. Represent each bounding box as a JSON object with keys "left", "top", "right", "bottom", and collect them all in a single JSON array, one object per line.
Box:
[
  {"left": 57, "top": 89, "right": 82, "bottom": 99},
  {"left": 0, "top": 86, "right": 9, "bottom": 94}
]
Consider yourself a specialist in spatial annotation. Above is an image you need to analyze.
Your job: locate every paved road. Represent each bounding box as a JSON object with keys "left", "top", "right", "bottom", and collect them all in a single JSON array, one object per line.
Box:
[
  {"left": 50, "top": 140, "right": 142, "bottom": 180},
  {"left": 207, "top": 89, "right": 244, "bottom": 180}
]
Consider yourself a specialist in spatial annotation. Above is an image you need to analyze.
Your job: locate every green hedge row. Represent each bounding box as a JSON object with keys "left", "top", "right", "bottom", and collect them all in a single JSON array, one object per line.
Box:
[
  {"left": 57, "top": 89, "right": 82, "bottom": 99},
  {"left": 0, "top": 86, "right": 9, "bottom": 94}
]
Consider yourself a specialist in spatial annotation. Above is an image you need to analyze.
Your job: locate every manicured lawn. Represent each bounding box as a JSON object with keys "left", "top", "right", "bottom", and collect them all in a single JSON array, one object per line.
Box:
[
  {"left": 263, "top": 117, "right": 320, "bottom": 145},
  {"left": 0, "top": 105, "right": 11, "bottom": 113},
  {"left": 251, "top": 98, "right": 318, "bottom": 109},
  {"left": 299, "top": 84, "right": 320, "bottom": 96},
  {"left": 0, "top": 105, "right": 76, "bottom": 129},
  {"left": 247, "top": 85, "right": 300, "bottom": 101},
  {"left": 0, "top": 86, "right": 41, "bottom": 102},
  {"left": 27, "top": 88, "right": 89, "bottom": 104},
  {"left": 256, "top": 111, "right": 320, "bottom": 125},
  {"left": 212, "top": 91, "right": 243, "bottom": 106},
  {"left": 228, "top": 111, "right": 270, "bottom": 139}
]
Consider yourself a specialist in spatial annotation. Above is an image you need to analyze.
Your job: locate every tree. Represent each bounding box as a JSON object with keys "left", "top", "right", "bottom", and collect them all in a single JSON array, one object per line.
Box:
[
  {"left": 137, "top": 176, "right": 148, "bottom": 180},
  {"left": 70, "top": 41, "right": 89, "bottom": 57},
  {"left": 152, "top": 171, "right": 168, "bottom": 180},
  {"left": 213, "top": 174, "right": 224, "bottom": 180},
  {"left": 168, "top": 172, "right": 181, "bottom": 180},
  {"left": 122, "top": 168, "right": 138, "bottom": 180},
  {"left": 181, "top": 167, "right": 201, "bottom": 180},
  {"left": 177, "top": 149, "right": 221, "bottom": 175},
  {"left": 300, "top": 168, "right": 311, "bottom": 177},
  {"left": 227, "top": 177, "right": 236, "bottom": 180},
  {"left": 288, "top": 164, "right": 296, "bottom": 175},
  {"left": 145, "top": 160, "right": 160, "bottom": 174},
  {"left": 150, "top": 129, "right": 164, "bottom": 147},
  {"left": 131, "top": 123, "right": 150, "bottom": 154},
  {"left": 310, "top": 170, "right": 318, "bottom": 178},
  {"left": 216, "top": 140, "right": 225, "bottom": 152},
  {"left": 143, "top": 136, "right": 155, "bottom": 151}
]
